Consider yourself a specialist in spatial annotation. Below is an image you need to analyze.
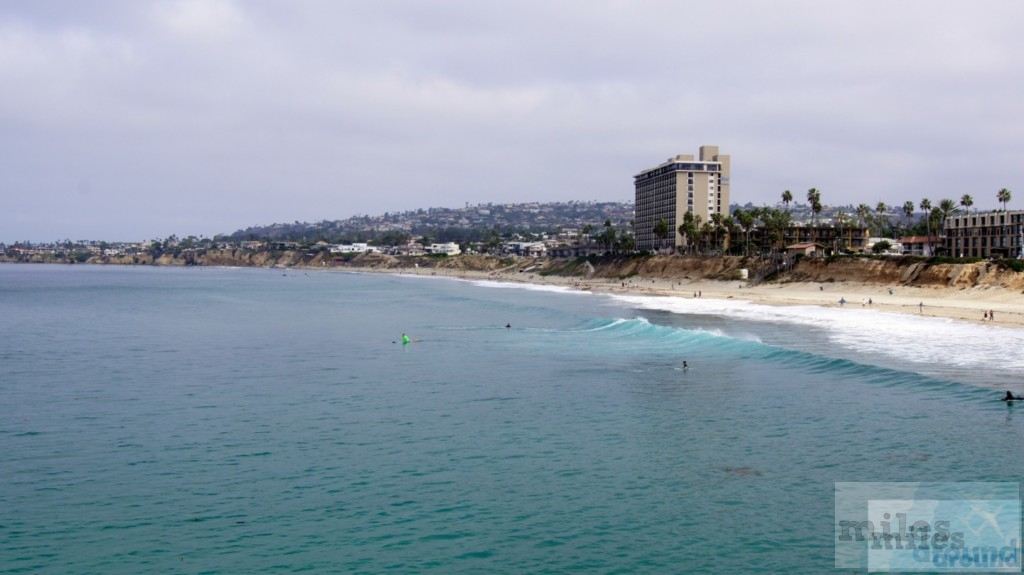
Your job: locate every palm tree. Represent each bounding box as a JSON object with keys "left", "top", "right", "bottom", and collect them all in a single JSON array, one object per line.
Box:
[
  {"left": 902, "top": 201, "right": 915, "bottom": 231},
  {"left": 919, "top": 198, "right": 933, "bottom": 239},
  {"left": 721, "top": 215, "right": 736, "bottom": 254},
  {"left": 599, "top": 219, "right": 617, "bottom": 254},
  {"left": 997, "top": 188, "right": 1012, "bottom": 211},
  {"left": 960, "top": 194, "right": 974, "bottom": 215},
  {"left": 856, "top": 203, "right": 871, "bottom": 228},
  {"left": 700, "top": 222, "right": 715, "bottom": 253},
  {"left": 759, "top": 207, "right": 792, "bottom": 254},
  {"left": 734, "top": 209, "right": 755, "bottom": 256},
  {"left": 806, "top": 188, "right": 821, "bottom": 226},
  {"left": 687, "top": 214, "right": 703, "bottom": 254},
  {"left": 833, "top": 209, "right": 848, "bottom": 252},
  {"left": 653, "top": 219, "right": 669, "bottom": 252},
  {"left": 937, "top": 198, "right": 959, "bottom": 236},
  {"left": 602, "top": 219, "right": 615, "bottom": 253},
  {"left": 782, "top": 190, "right": 793, "bottom": 212},
  {"left": 710, "top": 212, "right": 724, "bottom": 251},
  {"left": 875, "top": 202, "right": 888, "bottom": 236},
  {"left": 678, "top": 213, "right": 696, "bottom": 255}
]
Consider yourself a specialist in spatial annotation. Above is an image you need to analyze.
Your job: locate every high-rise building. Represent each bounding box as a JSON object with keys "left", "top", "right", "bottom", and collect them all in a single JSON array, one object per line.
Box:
[{"left": 634, "top": 146, "right": 730, "bottom": 252}]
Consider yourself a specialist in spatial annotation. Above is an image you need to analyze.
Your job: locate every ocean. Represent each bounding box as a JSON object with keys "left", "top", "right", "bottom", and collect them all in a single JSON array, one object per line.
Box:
[{"left": 2, "top": 263, "right": 1022, "bottom": 573}]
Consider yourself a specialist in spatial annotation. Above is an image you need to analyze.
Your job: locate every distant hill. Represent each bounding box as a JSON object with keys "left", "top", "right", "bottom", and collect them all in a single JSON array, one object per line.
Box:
[{"left": 219, "top": 201, "right": 637, "bottom": 244}]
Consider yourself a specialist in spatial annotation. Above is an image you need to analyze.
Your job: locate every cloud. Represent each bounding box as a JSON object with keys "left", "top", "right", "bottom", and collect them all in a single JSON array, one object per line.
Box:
[{"left": 1, "top": 0, "right": 1023, "bottom": 242}]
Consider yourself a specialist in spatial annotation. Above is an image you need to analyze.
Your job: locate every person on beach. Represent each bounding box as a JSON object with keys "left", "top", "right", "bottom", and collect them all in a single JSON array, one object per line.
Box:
[
  {"left": 839, "top": 297, "right": 846, "bottom": 307},
  {"left": 984, "top": 311, "right": 989, "bottom": 322},
  {"left": 990, "top": 310, "right": 995, "bottom": 321},
  {"left": 918, "top": 302, "right": 924, "bottom": 313},
  {"left": 1003, "top": 391, "right": 1023, "bottom": 401}
]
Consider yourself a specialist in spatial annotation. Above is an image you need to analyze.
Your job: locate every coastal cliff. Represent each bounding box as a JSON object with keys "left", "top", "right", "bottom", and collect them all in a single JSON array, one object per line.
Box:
[{"left": 7, "top": 249, "right": 1024, "bottom": 291}]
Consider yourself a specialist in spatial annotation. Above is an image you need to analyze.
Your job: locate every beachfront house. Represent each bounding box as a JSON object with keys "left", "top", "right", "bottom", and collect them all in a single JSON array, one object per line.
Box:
[
  {"left": 427, "top": 242, "right": 462, "bottom": 256},
  {"left": 505, "top": 241, "right": 547, "bottom": 257},
  {"left": 786, "top": 242, "right": 827, "bottom": 257},
  {"left": 330, "top": 243, "right": 372, "bottom": 254},
  {"left": 899, "top": 236, "right": 941, "bottom": 257},
  {"left": 392, "top": 243, "right": 426, "bottom": 256}
]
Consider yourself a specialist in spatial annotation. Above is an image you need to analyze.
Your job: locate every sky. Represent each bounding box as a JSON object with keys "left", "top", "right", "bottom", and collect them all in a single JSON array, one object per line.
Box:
[{"left": 2, "top": 0, "right": 1023, "bottom": 243}]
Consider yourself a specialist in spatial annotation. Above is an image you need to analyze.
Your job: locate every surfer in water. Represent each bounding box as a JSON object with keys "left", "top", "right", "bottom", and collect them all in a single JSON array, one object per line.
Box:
[
  {"left": 682, "top": 361, "right": 688, "bottom": 371},
  {"left": 401, "top": 333, "right": 410, "bottom": 345},
  {"left": 1003, "top": 391, "right": 1023, "bottom": 401}
]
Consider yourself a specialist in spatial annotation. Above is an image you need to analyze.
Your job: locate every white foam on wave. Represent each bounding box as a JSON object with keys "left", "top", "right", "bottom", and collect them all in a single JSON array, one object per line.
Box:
[
  {"left": 467, "top": 279, "right": 586, "bottom": 295},
  {"left": 608, "top": 293, "right": 1024, "bottom": 376}
]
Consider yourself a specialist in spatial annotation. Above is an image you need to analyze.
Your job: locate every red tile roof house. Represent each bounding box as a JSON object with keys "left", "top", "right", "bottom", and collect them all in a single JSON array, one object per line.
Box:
[{"left": 786, "top": 242, "right": 827, "bottom": 257}]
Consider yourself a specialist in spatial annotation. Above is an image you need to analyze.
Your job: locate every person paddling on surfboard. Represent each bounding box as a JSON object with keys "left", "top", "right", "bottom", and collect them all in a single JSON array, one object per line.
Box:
[{"left": 1003, "top": 391, "right": 1023, "bottom": 401}]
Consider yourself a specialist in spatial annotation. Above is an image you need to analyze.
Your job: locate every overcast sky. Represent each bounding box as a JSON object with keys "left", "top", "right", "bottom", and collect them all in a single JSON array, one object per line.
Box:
[{"left": 2, "top": 1, "right": 1023, "bottom": 242}]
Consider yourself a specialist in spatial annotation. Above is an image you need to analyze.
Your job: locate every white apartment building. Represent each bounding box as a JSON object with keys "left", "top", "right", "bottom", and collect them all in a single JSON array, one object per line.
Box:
[{"left": 634, "top": 146, "right": 730, "bottom": 252}]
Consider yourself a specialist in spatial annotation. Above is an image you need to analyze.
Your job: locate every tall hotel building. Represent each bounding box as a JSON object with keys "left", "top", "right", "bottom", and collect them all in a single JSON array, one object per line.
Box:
[{"left": 634, "top": 146, "right": 730, "bottom": 252}]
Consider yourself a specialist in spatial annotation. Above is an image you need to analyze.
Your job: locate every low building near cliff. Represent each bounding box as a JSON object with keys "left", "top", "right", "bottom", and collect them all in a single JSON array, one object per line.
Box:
[
  {"left": 427, "top": 242, "right": 462, "bottom": 256},
  {"left": 898, "top": 236, "right": 940, "bottom": 257},
  {"left": 546, "top": 244, "right": 607, "bottom": 258},
  {"left": 392, "top": 243, "right": 426, "bottom": 256},
  {"left": 786, "top": 242, "right": 827, "bottom": 257},
  {"left": 505, "top": 242, "right": 546, "bottom": 257},
  {"left": 331, "top": 243, "right": 373, "bottom": 254}
]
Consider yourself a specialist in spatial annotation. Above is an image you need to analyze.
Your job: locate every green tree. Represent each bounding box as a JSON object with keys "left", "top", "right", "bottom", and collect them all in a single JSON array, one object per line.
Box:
[
  {"left": 758, "top": 207, "right": 792, "bottom": 253},
  {"left": 710, "top": 212, "right": 724, "bottom": 251},
  {"left": 653, "top": 219, "right": 669, "bottom": 252},
  {"left": 617, "top": 234, "right": 635, "bottom": 254},
  {"left": 936, "top": 199, "right": 958, "bottom": 239},
  {"left": 700, "top": 221, "right": 715, "bottom": 253},
  {"left": 902, "top": 201, "right": 915, "bottom": 231},
  {"left": 734, "top": 209, "right": 755, "bottom": 256},
  {"left": 721, "top": 215, "right": 736, "bottom": 254},
  {"left": 806, "top": 188, "right": 821, "bottom": 225},
  {"left": 919, "top": 198, "right": 933, "bottom": 238},
  {"left": 997, "top": 188, "right": 1012, "bottom": 211},
  {"left": 781, "top": 190, "right": 793, "bottom": 212},
  {"left": 871, "top": 240, "right": 892, "bottom": 254},
  {"left": 678, "top": 212, "right": 701, "bottom": 255},
  {"left": 960, "top": 194, "right": 974, "bottom": 215},
  {"left": 875, "top": 202, "right": 888, "bottom": 236},
  {"left": 807, "top": 188, "right": 822, "bottom": 245},
  {"left": 856, "top": 203, "right": 871, "bottom": 228}
]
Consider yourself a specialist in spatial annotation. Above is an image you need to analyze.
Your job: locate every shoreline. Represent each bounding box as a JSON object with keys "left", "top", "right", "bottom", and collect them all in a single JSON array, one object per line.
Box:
[{"left": 344, "top": 265, "right": 1024, "bottom": 329}]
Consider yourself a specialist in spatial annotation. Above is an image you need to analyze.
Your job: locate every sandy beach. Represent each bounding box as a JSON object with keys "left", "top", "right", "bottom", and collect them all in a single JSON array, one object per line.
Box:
[{"left": 347, "top": 265, "right": 1024, "bottom": 329}]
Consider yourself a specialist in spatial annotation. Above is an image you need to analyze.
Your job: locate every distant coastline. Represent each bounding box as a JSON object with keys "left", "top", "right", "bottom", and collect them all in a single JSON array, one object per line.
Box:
[{"left": 4, "top": 250, "right": 1023, "bottom": 328}]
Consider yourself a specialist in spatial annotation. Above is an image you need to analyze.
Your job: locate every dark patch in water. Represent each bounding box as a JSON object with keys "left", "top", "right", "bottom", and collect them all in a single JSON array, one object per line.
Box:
[{"left": 720, "top": 466, "right": 763, "bottom": 477}]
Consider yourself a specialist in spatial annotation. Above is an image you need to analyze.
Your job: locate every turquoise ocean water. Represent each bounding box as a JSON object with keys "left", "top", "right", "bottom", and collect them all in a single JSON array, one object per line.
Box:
[{"left": 2, "top": 263, "right": 1023, "bottom": 573}]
